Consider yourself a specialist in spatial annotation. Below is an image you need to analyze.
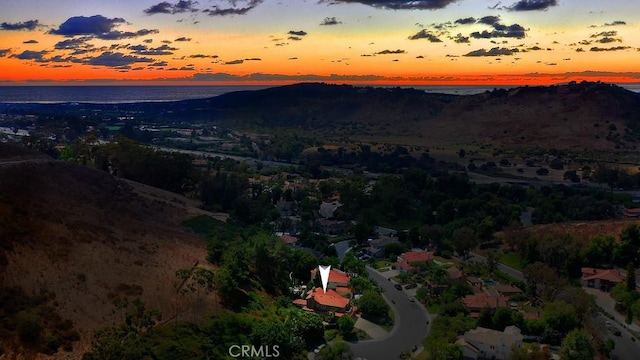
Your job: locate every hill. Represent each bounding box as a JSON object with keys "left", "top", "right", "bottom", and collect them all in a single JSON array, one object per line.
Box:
[
  {"left": 426, "top": 81, "right": 640, "bottom": 150},
  {"left": 0, "top": 144, "right": 216, "bottom": 359}
]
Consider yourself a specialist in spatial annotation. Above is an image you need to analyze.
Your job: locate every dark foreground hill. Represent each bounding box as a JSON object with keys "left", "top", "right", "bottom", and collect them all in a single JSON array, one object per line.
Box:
[{"left": 0, "top": 144, "right": 214, "bottom": 359}]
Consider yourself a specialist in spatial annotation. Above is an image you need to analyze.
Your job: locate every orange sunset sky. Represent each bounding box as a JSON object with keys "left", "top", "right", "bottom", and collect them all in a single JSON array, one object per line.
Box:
[{"left": 0, "top": 0, "right": 639, "bottom": 86}]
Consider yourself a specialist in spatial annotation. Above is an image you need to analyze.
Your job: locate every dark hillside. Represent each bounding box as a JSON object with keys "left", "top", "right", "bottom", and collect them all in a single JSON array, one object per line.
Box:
[
  {"left": 426, "top": 81, "right": 640, "bottom": 150},
  {"left": 0, "top": 150, "right": 214, "bottom": 358}
]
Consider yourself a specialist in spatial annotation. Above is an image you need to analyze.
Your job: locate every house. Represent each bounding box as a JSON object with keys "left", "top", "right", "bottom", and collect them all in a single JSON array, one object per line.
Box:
[
  {"left": 447, "top": 266, "right": 465, "bottom": 283},
  {"left": 581, "top": 267, "right": 625, "bottom": 292},
  {"left": 467, "top": 277, "right": 483, "bottom": 293},
  {"left": 310, "top": 268, "right": 351, "bottom": 289},
  {"left": 455, "top": 326, "right": 523, "bottom": 360},
  {"left": 396, "top": 250, "right": 434, "bottom": 273},
  {"left": 319, "top": 201, "right": 342, "bottom": 219},
  {"left": 293, "top": 288, "right": 355, "bottom": 317},
  {"left": 622, "top": 207, "right": 640, "bottom": 218},
  {"left": 493, "top": 284, "right": 523, "bottom": 297},
  {"left": 364, "top": 236, "right": 398, "bottom": 258},
  {"left": 279, "top": 234, "right": 299, "bottom": 246},
  {"left": 462, "top": 293, "right": 509, "bottom": 317}
]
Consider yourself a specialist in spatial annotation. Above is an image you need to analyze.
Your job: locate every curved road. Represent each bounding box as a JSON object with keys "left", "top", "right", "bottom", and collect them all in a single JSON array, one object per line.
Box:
[{"left": 349, "top": 267, "right": 430, "bottom": 360}]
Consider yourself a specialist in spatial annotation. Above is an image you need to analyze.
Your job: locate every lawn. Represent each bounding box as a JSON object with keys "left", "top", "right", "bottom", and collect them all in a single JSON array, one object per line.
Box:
[
  {"left": 373, "top": 260, "right": 394, "bottom": 271},
  {"left": 500, "top": 252, "right": 525, "bottom": 271}
]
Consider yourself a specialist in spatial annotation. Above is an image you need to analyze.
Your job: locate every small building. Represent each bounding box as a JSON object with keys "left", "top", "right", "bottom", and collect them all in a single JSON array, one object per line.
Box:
[
  {"left": 318, "top": 218, "right": 345, "bottom": 236},
  {"left": 396, "top": 250, "right": 434, "bottom": 273},
  {"left": 365, "top": 236, "right": 398, "bottom": 258},
  {"left": 279, "top": 234, "right": 299, "bottom": 246},
  {"left": 493, "top": 284, "right": 523, "bottom": 298},
  {"left": 296, "top": 288, "right": 355, "bottom": 317},
  {"left": 319, "top": 201, "right": 342, "bottom": 219},
  {"left": 581, "top": 267, "right": 625, "bottom": 292},
  {"left": 462, "top": 293, "right": 509, "bottom": 317},
  {"left": 455, "top": 326, "right": 523, "bottom": 360}
]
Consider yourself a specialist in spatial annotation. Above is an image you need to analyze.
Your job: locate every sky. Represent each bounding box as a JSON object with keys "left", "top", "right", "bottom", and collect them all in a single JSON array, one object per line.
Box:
[{"left": 0, "top": 0, "right": 639, "bottom": 86}]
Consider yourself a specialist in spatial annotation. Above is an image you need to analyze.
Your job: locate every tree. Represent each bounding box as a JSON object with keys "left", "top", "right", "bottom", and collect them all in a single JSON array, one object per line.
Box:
[
  {"left": 543, "top": 302, "right": 578, "bottom": 335},
  {"left": 510, "top": 345, "right": 551, "bottom": 360},
  {"left": 559, "top": 329, "right": 594, "bottom": 360},
  {"left": 451, "top": 227, "right": 478, "bottom": 259},
  {"left": 357, "top": 290, "right": 389, "bottom": 320},
  {"left": 337, "top": 315, "right": 355, "bottom": 336},
  {"left": 318, "top": 341, "right": 353, "bottom": 360},
  {"left": 627, "top": 261, "right": 636, "bottom": 292},
  {"left": 523, "top": 262, "right": 567, "bottom": 301},
  {"left": 486, "top": 249, "right": 502, "bottom": 273}
]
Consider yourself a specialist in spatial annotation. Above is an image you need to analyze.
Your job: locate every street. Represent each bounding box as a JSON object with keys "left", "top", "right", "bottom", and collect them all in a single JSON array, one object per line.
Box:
[{"left": 349, "top": 267, "right": 430, "bottom": 360}]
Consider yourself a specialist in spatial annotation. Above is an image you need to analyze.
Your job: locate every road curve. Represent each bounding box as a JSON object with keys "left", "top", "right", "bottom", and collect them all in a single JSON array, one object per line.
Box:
[{"left": 349, "top": 267, "right": 430, "bottom": 360}]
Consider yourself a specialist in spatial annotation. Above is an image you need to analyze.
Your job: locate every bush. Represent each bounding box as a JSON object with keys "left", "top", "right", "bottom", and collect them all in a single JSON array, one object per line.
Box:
[{"left": 16, "top": 311, "right": 41, "bottom": 343}]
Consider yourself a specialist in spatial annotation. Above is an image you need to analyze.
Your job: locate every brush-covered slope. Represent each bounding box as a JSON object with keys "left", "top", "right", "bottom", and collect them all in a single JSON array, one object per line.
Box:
[
  {"left": 0, "top": 144, "right": 215, "bottom": 359},
  {"left": 424, "top": 81, "right": 640, "bottom": 150}
]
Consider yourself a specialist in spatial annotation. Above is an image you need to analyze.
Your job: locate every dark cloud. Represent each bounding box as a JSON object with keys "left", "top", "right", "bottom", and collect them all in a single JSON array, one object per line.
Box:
[
  {"left": 590, "top": 31, "right": 617, "bottom": 38},
  {"left": 189, "top": 54, "right": 218, "bottom": 58},
  {"left": 597, "top": 37, "right": 620, "bottom": 44},
  {"left": 224, "top": 59, "right": 244, "bottom": 65},
  {"left": 288, "top": 30, "right": 307, "bottom": 36},
  {"left": 54, "top": 37, "right": 93, "bottom": 50},
  {"left": 143, "top": 39, "right": 153, "bottom": 43},
  {"left": 130, "top": 44, "right": 178, "bottom": 55},
  {"left": 604, "top": 21, "right": 626, "bottom": 27},
  {"left": 0, "top": 49, "right": 11, "bottom": 57},
  {"left": 203, "top": 0, "right": 264, "bottom": 16},
  {"left": 320, "top": 0, "right": 459, "bottom": 10},
  {"left": 478, "top": 16, "right": 500, "bottom": 25},
  {"left": 11, "top": 50, "right": 48, "bottom": 62},
  {"left": 149, "top": 61, "right": 169, "bottom": 67},
  {"left": 288, "top": 57, "right": 298, "bottom": 60},
  {"left": 507, "top": 0, "right": 557, "bottom": 11},
  {"left": 453, "top": 33, "right": 470, "bottom": 43},
  {"left": 471, "top": 24, "right": 526, "bottom": 39},
  {"left": 23, "top": 40, "right": 39, "bottom": 44},
  {"left": 98, "top": 29, "right": 159, "bottom": 40},
  {"left": 144, "top": 1, "right": 198, "bottom": 15},
  {"left": 408, "top": 29, "right": 442, "bottom": 42},
  {"left": 320, "top": 17, "right": 342, "bottom": 25},
  {"left": 87, "top": 52, "right": 154, "bottom": 67},
  {"left": 175, "top": 37, "right": 191, "bottom": 41},
  {"left": 376, "top": 49, "right": 406, "bottom": 54},
  {"left": 454, "top": 17, "right": 476, "bottom": 25},
  {"left": 0, "top": 20, "right": 40, "bottom": 31},
  {"left": 188, "top": 72, "right": 388, "bottom": 82},
  {"left": 50, "top": 15, "right": 125, "bottom": 36},
  {"left": 49, "top": 15, "right": 158, "bottom": 40},
  {"left": 464, "top": 47, "right": 519, "bottom": 56},
  {"left": 288, "top": 36, "right": 302, "bottom": 41},
  {"left": 590, "top": 46, "right": 631, "bottom": 52}
]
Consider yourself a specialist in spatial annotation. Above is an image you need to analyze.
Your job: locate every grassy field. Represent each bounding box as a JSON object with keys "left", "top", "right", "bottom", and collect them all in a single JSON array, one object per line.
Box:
[{"left": 499, "top": 252, "right": 525, "bottom": 271}]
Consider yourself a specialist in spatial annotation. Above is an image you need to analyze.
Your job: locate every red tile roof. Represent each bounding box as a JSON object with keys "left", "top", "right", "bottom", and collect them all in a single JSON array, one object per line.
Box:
[
  {"left": 582, "top": 269, "right": 624, "bottom": 283},
  {"left": 462, "top": 293, "right": 509, "bottom": 310},
  {"left": 310, "top": 268, "right": 351, "bottom": 285},
  {"left": 313, "top": 288, "right": 350, "bottom": 308},
  {"left": 280, "top": 234, "right": 298, "bottom": 245},
  {"left": 399, "top": 251, "right": 434, "bottom": 263}
]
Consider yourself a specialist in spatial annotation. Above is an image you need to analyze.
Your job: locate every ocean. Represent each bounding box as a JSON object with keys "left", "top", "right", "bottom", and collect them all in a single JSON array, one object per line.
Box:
[{"left": 0, "top": 83, "right": 638, "bottom": 104}]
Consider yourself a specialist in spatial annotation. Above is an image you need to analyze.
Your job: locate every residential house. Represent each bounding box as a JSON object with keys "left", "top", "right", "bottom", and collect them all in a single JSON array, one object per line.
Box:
[
  {"left": 462, "top": 293, "right": 509, "bottom": 317},
  {"left": 467, "top": 277, "right": 483, "bottom": 293},
  {"left": 319, "top": 201, "right": 342, "bottom": 219},
  {"left": 293, "top": 288, "right": 355, "bottom": 317},
  {"left": 396, "top": 250, "right": 434, "bottom": 273},
  {"left": 365, "top": 236, "right": 398, "bottom": 258},
  {"left": 279, "top": 234, "right": 299, "bottom": 247},
  {"left": 426, "top": 266, "right": 465, "bottom": 296},
  {"left": 447, "top": 266, "right": 465, "bottom": 283},
  {"left": 581, "top": 267, "right": 625, "bottom": 292},
  {"left": 310, "top": 268, "right": 351, "bottom": 289},
  {"left": 493, "top": 284, "right": 523, "bottom": 298},
  {"left": 455, "top": 326, "right": 523, "bottom": 360}
]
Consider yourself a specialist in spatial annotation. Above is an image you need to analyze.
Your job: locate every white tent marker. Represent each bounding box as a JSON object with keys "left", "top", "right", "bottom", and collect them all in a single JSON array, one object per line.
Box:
[{"left": 319, "top": 265, "right": 331, "bottom": 293}]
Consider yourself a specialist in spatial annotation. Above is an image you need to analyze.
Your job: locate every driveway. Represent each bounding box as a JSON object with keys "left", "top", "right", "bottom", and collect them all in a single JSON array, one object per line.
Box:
[{"left": 348, "top": 267, "right": 430, "bottom": 360}]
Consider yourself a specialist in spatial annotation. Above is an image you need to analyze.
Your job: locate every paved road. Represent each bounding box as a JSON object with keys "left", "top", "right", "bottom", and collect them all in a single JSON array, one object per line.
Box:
[
  {"left": 0, "top": 157, "right": 51, "bottom": 167},
  {"left": 349, "top": 267, "right": 430, "bottom": 360},
  {"left": 334, "top": 240, "right": 352, "bottom": 261},
  {"left": 593, "top": 313, "right": 639, "bottom": 360}
]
